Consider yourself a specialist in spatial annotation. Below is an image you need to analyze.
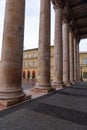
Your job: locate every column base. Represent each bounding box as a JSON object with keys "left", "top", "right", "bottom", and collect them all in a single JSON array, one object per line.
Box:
[
  {"left": 70, "top": 81, "right": 75, "bottom": 85},
  {"left": 32, "top": 84, "right": 55, "bottom": 93},
  {"left": 0, "top": 62, "right": 28, "bottom": 100},
  {"left": 74, "top": 80, "right": 78, "bottom": 84},
  {"left": 63, "top": 81, "right": 71, "bottom": 87},
  {"left": 0, "top": 93, "right": 31, "bottom": 107},
  {"left": 52, "top": 82, "right": 64, "bottom": 89},
  {"left": 76, "top": 80, "right": 79, "bottom": 83},
  {"left": 77, "top": 80, "right": 81, "bottom": 83},
  {"left": 0, "top": 88, "right": 25, "bottom": 100}
]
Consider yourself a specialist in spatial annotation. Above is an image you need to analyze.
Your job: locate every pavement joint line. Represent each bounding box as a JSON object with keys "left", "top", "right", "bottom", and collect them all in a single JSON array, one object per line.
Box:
[
  {"left": 32, "top": 102, "right": 87, "bottom": 126},
  {"left": 57, "top": 91, "right": 87, "bottom": 98},
  {"left": 71, "top": 87, "right": 87, "bottom": 90}
]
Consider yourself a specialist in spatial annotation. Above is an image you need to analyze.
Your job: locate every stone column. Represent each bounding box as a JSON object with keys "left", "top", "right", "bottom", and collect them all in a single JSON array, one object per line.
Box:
[
  {"left": 0, "top": 0, "right": 25, "bottom": 105},
  {"left": 34, "top": 0, "right": 53, "bottom": 92},
  {"left": 63, "top": 17, "right": 70, "bottom": 86},
  {"left": 52, "top": 2, "right": 64, "bottom": 88},
  {"left": 77, "top": 42, "right": 80, "bottom": 81},
  {"left": 73, "top": 37, "right": 77, "bottom": 82},
  {"left": 69, "top": 27, "right": 74, "bottom": 83}
]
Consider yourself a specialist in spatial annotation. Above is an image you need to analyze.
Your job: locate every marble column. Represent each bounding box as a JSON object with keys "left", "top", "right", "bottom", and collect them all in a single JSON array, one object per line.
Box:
[
  {"left": 63, "top": 17, "right": 70, "bottom": 86},
  {"left": 69, "top": 27, "right": 74, "bottom": 83},
  {"left": 74, "top": 37, "right": 77, "bottom": 82},
  {"left": 34, "top": 0, "right": 53, "bottom": 92},
  {"left": 52, "top": 4, "right": 64, "bottom": 88},
  {"left": 0, "top": 0, "right": 25, "bottom": 105}
]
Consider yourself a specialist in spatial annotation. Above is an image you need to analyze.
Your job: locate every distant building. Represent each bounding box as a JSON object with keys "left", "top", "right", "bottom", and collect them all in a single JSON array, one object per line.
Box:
[
  {"left": 23, "top": 46, "right": 54, "bottom": 80},
  {"left": 80, "top": 52, "right": 87, "bottom": 81},
  {"left": 23, "top": 47, "right": 87, "bottom": 81}
]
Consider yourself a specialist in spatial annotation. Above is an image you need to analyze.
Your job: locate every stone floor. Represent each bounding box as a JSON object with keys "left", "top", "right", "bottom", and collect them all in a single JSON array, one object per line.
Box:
[{"left": 0, "top": 82, "right": 87, "bottom": 130}]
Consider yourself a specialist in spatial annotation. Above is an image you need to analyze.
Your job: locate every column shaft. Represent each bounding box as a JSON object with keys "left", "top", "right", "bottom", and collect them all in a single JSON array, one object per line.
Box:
[
  {"left": 35, "top": 0, "right": 52, "bottom": 91},
  {"left": 63, "top": 20, "right": 70, "bottom": 86},
  {"left": 69, "top": 28, "right": 74, "bottom": 83},
  {"left": 0, "top": 0, "right": 25, "bottom": 99},
  {"left": 74, "top": 37, "right": 77, "bottom": 81},
  {"left": 53, "top": 7, "right": 63, "bottom": 88},
  {"left": 77, "top": 43, "right": 80, "bottom": 81}
]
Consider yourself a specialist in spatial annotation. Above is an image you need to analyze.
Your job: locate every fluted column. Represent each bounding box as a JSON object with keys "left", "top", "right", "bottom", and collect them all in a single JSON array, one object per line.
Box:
[
  {"left": 69, "top": 27, "right": 74, "bottom": 83},
  {"left": 63, "top": 17, "right": 70, "bottom": 86},
  {"left": 74, "top": 37, "right": 77, "bottom": 82},
  {"left": 52, "top": 2, "right": 64, "bottom": 88},
  {"left": 0, "top": 0, "right": 25, "bottom": 103},
  {"left": 34, "top": 0, "right": 52, "bottom": 92}
]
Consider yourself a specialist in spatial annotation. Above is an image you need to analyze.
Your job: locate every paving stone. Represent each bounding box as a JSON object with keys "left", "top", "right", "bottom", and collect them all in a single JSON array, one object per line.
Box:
[{"left": 0, "top": 82, "right": 87, "bottom": 130}]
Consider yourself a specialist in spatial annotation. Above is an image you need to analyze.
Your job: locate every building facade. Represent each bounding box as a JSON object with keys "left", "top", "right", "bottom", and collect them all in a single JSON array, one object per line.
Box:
[
  {"left": 23, "top": 46, "right": 54, "bottom": 80},
  {"left": 0, "top": 0, "right": 87, "bottom": 106},
  {"left": 23, "top": 47, "right": 87, "bottom": 81},
  {"left": 80, "top": 52, "right": 87, "bottom": 81}
]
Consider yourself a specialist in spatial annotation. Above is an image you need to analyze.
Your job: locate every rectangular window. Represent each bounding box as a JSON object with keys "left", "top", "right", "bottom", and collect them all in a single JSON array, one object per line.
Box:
[{"left": 82, "top": 58, "right": 87, "bottom": 65}]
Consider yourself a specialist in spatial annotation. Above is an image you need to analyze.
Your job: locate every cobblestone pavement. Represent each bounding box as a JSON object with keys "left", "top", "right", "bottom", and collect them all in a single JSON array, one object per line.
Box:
[{"left": 0, "top": 82, "right": 87, "bottom": 130}]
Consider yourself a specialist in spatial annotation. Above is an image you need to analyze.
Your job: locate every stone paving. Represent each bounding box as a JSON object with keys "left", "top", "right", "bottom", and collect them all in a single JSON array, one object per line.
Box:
[{"left": 0, "top": 82, "right": 87, "bottom": 130}]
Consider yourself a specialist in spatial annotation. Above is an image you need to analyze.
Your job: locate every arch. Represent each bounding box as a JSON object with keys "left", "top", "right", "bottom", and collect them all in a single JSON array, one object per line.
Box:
[
  {"left": 23, "top": 71, "right": 26, "bottom": 79},
  {"left": 27, "top": 70, "right": 30, "bottom": 79},
  {"left": 32, "top": 70, "right": 36, "bottom": 79}
]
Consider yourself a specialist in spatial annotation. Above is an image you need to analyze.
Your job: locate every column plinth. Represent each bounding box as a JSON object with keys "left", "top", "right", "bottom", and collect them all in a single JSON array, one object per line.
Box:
[
  {"left": 34, "top": 0, "right": 54, "bottom": 93},
  {"left": 0, "top": 0, "right": 31, "bottom": 106}
]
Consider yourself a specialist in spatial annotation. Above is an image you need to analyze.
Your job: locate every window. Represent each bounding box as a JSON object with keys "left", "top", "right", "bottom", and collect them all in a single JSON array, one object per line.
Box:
[
  {"left": 82, "top": 58, "right": 87, "bottom": 64},
  {"left": 33, "top": 53, "right": 37, "bottom": 58},
  {"left": 25, "top": 62, "right": 28, "bottom": 67},
  {"left": 23, "top": 62, "right": 28, "bottom": 67},
  {"left": 28, "top": 54, "right": 31, "bottom": 58},
  {"left": 33, "top": 61, "right": 37, "bottom": 67},
  {"left": 33, "top": 53, "right": 35, "bottom": 58},
  {"left": 83, "top": 72, "right": 87, "bottom": 78},
  {"left": 28, "top": 62, "right": 31, "bottom": 67},
  {"left": 23, "top": 62, "right": 27, "bottom": 67},
  {"left": 23, "top": 62, "right": 26, "bottom": 67},
  {"left": 24, "top": 54, "right": 27, "bottom": 58}
]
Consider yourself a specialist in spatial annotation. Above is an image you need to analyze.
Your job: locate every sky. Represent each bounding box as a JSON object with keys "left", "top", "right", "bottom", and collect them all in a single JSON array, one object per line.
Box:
[{"left": 0, "top": 0, "right": 87, "bottom": 59}]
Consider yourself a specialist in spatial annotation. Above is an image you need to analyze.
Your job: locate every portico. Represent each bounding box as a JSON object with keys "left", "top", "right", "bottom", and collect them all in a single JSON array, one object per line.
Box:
[{"left": 0, "top": 0, "right": 87, "bottom": 106}]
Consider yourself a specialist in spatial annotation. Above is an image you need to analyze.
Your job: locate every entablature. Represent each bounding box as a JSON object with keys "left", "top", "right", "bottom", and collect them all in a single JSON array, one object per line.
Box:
[{"left": 52, "top": 0, "right": 87, "bottom": 39}]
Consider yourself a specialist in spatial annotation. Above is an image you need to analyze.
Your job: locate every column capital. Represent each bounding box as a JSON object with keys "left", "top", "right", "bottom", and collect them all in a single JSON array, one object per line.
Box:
[
  {"left": 63, "top": 13, "right": 71, "bottom": 23},
  {"left": 74, "top": 30, "right": 80, "bottom": 42},
  {"left": 52, "top": 0, "right": 65, "bottom": 9},
  {"left": 69, "top": 23, "right": 74, "bottom": 33}
]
